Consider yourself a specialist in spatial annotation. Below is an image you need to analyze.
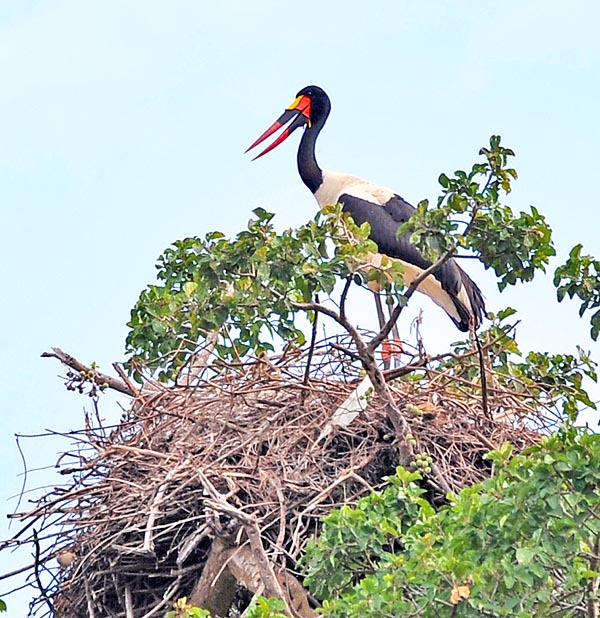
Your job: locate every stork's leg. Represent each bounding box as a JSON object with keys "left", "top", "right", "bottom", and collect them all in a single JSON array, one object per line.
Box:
[
  {"left": 373, "top": 292, "right": 403, "bottom": 369},
  {"left": 386, "top": 291, "right": 403, "bottom": 368},
  {"left": 373, "top": 293, "right": 391, "bottom": 370}
]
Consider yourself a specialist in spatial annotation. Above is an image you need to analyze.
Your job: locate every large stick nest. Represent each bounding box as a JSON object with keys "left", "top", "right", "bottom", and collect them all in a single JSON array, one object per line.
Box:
[{"left": 4, "top": 342, "right": 554, "bottom": 617}]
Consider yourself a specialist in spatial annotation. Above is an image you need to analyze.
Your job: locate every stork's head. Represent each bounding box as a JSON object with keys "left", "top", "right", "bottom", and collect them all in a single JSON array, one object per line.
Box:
[{"left": 245, "top": 85, "right": 331, "bottom": 159}]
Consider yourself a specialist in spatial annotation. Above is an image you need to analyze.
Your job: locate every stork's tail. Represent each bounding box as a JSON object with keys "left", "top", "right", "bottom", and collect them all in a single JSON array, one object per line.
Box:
[{"left": 453, "top": 267, "right": 486, "bottom": 332}]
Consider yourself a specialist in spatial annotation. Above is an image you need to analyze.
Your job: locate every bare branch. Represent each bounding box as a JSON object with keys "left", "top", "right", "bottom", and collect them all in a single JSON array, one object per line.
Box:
[
  {"left": 41, "top": 347, "right": 134, "bottom": 396},
  {"left": 198, "top": 471, "right": 294, "bottom": 615},
  {"left": 292, "top": 300, "right": 416, "bottom": 466},
  {"left": 303, "top": 296, "right": 320, "bottom": 388},
  {"left": 143, "top": 458, "right": 191, "bottom": 555},
  {"left": 339, "top": 275, "right": 354, "bottom": 320},
  {"left": 32, "top": 529, "right": 54, "bottom": 616}
]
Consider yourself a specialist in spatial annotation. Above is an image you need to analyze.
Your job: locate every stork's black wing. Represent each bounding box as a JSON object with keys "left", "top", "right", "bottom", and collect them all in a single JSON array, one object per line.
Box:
[{"left": 338, "top": 192, "right": 485, "bottom": 331}]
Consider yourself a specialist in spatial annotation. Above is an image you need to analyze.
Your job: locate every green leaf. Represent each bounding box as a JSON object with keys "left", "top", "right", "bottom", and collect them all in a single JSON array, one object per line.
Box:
[
  {"left": 515, "top": 547, "right": 534, "bottom": 565},
  {"left": 182, "top": 281, "right": 197, "bottom": 297}
]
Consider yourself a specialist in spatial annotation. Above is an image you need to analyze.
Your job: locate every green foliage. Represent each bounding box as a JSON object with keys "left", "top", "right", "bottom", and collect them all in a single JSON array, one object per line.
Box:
[
  {"left": 469, "top": 205, "right": 554, "bottom": 290},
  {"left": 441, "top": 308, "right": 597, "bottom": 421},
  {"left": 514, "top": 347, "right": 597, "bottom": 418},
  {"left": 165, "top": 597, "right": 211, "bottom": 617},
  {"left": 554, "top": 244, "right": 600, "bottom": 340},
  {"left": 126, "top": 136, "right": 566, "bottom": 383},
  {"left": 404, "top": 136, "right": 555, "bottom": 290},
  {"left": 126, "top": 205, "right": 376, "bottom": 382},
  {"left": 0, "top": 599, "right": 6, "bottom": 612},
  {"left": 301, "top": 428, "right": 600, "bottom": 617},
  {"left": 244, "top": 597, "right": 289, "bottom": 618},
  {"left": 300, "top": 467, "right": 430, "bottom": 600}
]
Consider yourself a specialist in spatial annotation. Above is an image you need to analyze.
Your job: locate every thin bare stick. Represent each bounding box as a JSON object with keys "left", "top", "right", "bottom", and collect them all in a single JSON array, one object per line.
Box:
[
  {"left": 339, "top": 275, "right": 353, "bottom": 320},
  {"left": 143, "top": 459, "right": 191, "bottom": 554},
  {"left": 32, "top": 529, "right": 54, "bottom": 616},
  {"left": 41, "top": 347, "right": 133, "bottom": 396},
  {"left": 124, "top": 586, "right": 134, "bottom": 618},
  {"left": 473, "top": 330, "right": 490, "bottom": 418},
  {"left": 303, "top": 296, "right": 319, "bottom": 387},
  {"left": 85, "top": 578, "right": 96, "bottom": 618},
  {"left": 11, "top": 435, "right": 29, "bottom": 522},
  {"left": 112, "top": 362, "right": 140, "bottom": 397},
  {"left": 0, "top": 560, "right": 45, "bottom": 582},
  {"left": 138, "top": 577, "right": 182, "bottom": 618},
  {"left": 177, "top": 330, "right": 219, "bottom": 386}
]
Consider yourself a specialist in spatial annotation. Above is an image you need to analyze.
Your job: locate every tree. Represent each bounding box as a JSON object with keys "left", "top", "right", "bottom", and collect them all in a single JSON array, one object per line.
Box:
[
  {"left": 3, "top": 137, "right": 598, "bottom": 617},
  {"left": 126, "top": 136, "right": 561, "bottom": 385},
  {"left": 126, "top": 135, "right": 596, "bottom": 433},
  {"left": 121, "top": 135, "right": 599, "bottom": 616},
  {"left": 301, "top": 429, "right": 600, "bottom": 617}
]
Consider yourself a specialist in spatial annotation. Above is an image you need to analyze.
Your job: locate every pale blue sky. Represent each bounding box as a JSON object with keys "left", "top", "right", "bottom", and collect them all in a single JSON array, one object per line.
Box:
[{"left": 1, "top": 1, "right": 599, "bottom": 613}]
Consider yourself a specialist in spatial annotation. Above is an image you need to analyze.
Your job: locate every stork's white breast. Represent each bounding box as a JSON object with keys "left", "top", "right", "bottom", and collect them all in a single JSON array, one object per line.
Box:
[{"left": 314, "top": 171, "right": 395, "bottom": 208}]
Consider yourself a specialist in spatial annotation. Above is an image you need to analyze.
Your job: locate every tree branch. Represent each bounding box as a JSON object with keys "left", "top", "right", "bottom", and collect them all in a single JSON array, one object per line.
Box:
[
  {"left": 303, "top": 297, "right": 319, "bottom": 388},
  {"left": 32, "top": 529, "right": 54, "bottom": 616},
  {"left": 292, "top": 300, "right": 416, "bottom": 467},
  {"left": 197, "top": 471, "right": 295, "bottom": 616},
  {"left": 41, "top": 347, "right": 135, "bottom": 396},
  {"left": 339, "top": 275, "right": 354, "bottom": 321}
]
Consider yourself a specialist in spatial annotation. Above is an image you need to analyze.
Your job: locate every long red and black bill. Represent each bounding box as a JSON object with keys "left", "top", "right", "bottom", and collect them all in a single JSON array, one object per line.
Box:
[{"left": 245, "top": 94, "right": 312, "bottom": 160}]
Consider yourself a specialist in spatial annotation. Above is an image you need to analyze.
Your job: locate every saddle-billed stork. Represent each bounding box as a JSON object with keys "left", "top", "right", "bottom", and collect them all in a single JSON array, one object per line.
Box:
[{"left": 246, "top": 85, "right": 485, "bottom": 344}]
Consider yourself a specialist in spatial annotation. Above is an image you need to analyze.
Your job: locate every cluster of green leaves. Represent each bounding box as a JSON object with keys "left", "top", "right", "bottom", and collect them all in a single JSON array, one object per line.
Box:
[
  {"left": 470, "top": 205, "right": 554, "bottom": 289},
  {"left": 300, "top": 469, "right": 429, "bottom": 600},
  {"left": 301, "top": 427, "right": 600, "bottom": 617},
  {"left": 554, "top": 244, "right": 600, "bottom": 340},
  {"left": 165, "top": 597, "right": 211, "bottom": 617},
  {"left": 515, "top": 347, "right": 597, "bottom": 418},
  {"left": 404, "top": 136, "right": 556, "bottom": 290},
  {"left": 126, "top": 206, "right": 377, "bottom": 381},
  {"left": 165, "top": 596, "right": 288, "bottom": 618},
  {"left": 439, "top": 307, "right": 597, "bottom": 421},
  {"left": 244, "top": 598, "right": 289, "bottom": 617},
  {"left": 126, "top": 135, "right": 599, "bottom": 384}
]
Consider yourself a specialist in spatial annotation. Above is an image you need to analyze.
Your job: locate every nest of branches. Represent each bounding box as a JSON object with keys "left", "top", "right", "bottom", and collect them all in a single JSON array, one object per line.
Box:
[{"left": 4, "top": 340, "right": 553, "bottom": 618}]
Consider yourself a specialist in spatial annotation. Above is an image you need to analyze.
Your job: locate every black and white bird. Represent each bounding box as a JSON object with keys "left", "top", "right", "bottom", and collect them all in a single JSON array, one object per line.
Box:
[{"left": 246, "top": 85, "right": 485, "bottom": 337}]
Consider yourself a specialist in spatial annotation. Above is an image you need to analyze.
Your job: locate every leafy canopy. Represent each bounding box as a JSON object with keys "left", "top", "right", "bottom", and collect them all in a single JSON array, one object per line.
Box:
[
  {"left": 301, "top": 428, "right": 600, "bottom": 617},
  {"left": 124, "top": 137, "right": 600, "bottom": 617},
  {"left": 124, "top": 135, "right": 594, "bottom": 385},
  {"left": 554, "top": 244, "right": 600, "bottom": 340},
  {"left": 125, "top": 204, "right": 377, "bottom": 382}
]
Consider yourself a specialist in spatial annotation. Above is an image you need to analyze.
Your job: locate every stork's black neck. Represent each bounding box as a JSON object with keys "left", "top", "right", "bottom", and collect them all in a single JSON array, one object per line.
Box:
[
  {"left": 297, "top": 123, "right": 323, "bottom": 194},
  {"left": 296, "top": 93, "right": 330, "bottom": 194}
]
